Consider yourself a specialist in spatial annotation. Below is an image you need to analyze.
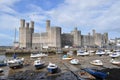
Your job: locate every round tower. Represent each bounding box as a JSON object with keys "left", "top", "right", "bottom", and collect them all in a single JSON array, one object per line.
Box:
[
  {"left": 19, "top": 19, "right": 25, "bottom": 48},
  {"left": 30, "top": 21, "right": 34, "bottom": 33},
  {"left": 20, "top": 19, "right": 25, "bottom": 27},
  {"left": 46, "top": 20, "right": 50, "bottom": 32},
  {"left": 19, "top": 19, "right": 33, "bottom": 48}
]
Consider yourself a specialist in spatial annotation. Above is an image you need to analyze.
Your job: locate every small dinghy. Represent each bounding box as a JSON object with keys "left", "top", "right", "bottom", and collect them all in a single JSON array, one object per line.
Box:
[
  {"left": 78, "top": 70, "right": 96, "bottom": 80},
  {"left": 96, "top": 50, "right": 105, "bottom": 56},
  {"left": 90, "top": 60, "right": 103, "bottom": 66},
  {"left": 84, "top": 68, "right": 107, "bottom": 80},
  {"left": 109, "top": 53, "right": 120, "bottom": 58},
  {"left": 77, "top": 50, "right": 89, "bottom": 56},
  {"left": 110, "top": 59, "right": 120, "bottom": 65},
  {"left": 62, "top": 55, "right": 72, "bottom": 60},
  {"left": 0, "top": 68, "right": 3, "bottom": 73},
  {"left": 0, "top": 60, "right": 7, "bottom": 67},
  {"left": 33, "top": 58, "right": 45, "bottom": 69},
  {"left": 70, "top": 59, "right": 79, "bottom": 65},
  {"left": 47, "top": 62, "right": 58, "bottom": 74}
]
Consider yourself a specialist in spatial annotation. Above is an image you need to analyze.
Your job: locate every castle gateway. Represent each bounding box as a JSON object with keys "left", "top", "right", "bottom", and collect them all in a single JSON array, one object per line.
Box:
[{"left": 19, "top": 19, "right": 108, "bottom": 49}]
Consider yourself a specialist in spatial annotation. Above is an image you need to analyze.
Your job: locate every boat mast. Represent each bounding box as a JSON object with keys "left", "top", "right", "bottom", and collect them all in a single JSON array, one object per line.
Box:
[
  {"left": 40, "top": 32, "right": 42, "bottom": 52},
  {"left": 14, "top": 28, "right": 16, "bottom": 43}
]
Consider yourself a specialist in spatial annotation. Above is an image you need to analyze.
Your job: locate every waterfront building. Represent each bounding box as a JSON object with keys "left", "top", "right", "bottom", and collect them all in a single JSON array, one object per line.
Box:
[{"left": 19, "top": 19, "right": 108, "bottom": 49}]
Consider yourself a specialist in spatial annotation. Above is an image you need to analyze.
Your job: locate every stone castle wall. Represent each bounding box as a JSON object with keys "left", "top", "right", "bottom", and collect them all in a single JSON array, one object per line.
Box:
[{"left": 19, "top": 19, "right": 108, "bottom": 48}]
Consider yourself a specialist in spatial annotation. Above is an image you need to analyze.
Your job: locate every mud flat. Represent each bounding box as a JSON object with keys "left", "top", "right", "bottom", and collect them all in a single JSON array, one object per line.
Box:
[{"left": 1, "top": 54, "right": 120, "bottom": 80}]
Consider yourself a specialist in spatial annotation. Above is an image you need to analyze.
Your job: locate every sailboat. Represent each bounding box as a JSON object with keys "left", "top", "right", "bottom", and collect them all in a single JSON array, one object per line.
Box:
[
  {"left": 7, "top": 53, "right": 24, "bottom": 69},
  {"left": 33, "top": 58, "right": 45, "bottom": 69},
  {"left": 7, "top": 28, "right": 24, "bottom": 69}
]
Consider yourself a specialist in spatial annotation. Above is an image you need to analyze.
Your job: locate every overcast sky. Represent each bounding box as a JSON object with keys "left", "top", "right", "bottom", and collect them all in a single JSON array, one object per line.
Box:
[{"left": 0, "top": 0, "right": 120, "bottom": 46}]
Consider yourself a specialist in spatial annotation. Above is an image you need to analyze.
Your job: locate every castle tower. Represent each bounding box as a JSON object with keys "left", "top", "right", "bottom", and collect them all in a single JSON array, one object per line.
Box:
[
  {"left": 92, "top": 29, "right": 96, "bottom": 37},
  {"left": 19, "top": 19, "right": 26, "bottom": 48},
  {"left": 46, "top": 20, "right": 50, "bottom": 32},
  {"left": 19, "top": 19, "right": 33, "bottom": 48},
  {"left": 73, "top": 27, "right": 81, "bottom": 47},
  {"left": 103, "top": 33, "right": 108, "bottom": 44},
  {"left": 20, "top": 19, "right": 25, "bottom": 27},
  {"left": 48, "top": 27, "right": 61, "bottom": 48},
  {"left": 30, "top": 21, "right": 34, "bottom": 33}
]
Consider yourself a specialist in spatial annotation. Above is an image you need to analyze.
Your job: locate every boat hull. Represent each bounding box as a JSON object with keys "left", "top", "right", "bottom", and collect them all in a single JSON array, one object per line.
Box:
[
  {"left": 34, "top": 64, "right": 45, "bottom": 69},
  {"left": 84, "top": 68, "right": 107, "bottom": 79},
  {"left": 0, "top": 63, "right": 7, "bottom": 67},
  {"left": 8, "top": 62, "right": 23, "bottom": 69},
  {"left": 47, "top": 67, "right": 58, "bottom": 74}
]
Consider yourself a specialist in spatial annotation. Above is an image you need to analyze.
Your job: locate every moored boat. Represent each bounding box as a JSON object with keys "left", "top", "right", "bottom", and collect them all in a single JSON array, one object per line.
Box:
[
  {"left": 0, "top": 68, "right": 3, "bottom": 73},
  {"left": 84, "top": 68, "right": 108, "bottom": 79},
  {"left": 70, "top": 59, "right": 79, "bottom": 65},
  {"left": 30, "top": 53, "right": 48, "bottom": 58},
  {"left": 77, "top": 50, "right": 89, "bottom": 56},
  {"left": 62, "top": 55, "right": 72, "bottom": 60},
  {"left": 110, "top": 59, "right": 120, "bottom": 65},
  {"left": 7, "top": 55, "right": 24, "bottom": 69},
  {"left": 78, "top": 70, "right": 96, "bottom": 80},
  {"left": 90, "top": 60, "right": 103, "bottom": 66},
  {"left": 0, "top": 60, "right": 7, "bottom": 67},
  {"left": 96, "top": 50, "right": 105, "bottom": 56},
  {"left": 109, "top": 52, "right": 120, "bottom": 58},
  {"left": 33, "top": 58, "right": 45, "bottom": 69},
  {"left": 47, "top": 62, "right": 58, "bottom": 74}
]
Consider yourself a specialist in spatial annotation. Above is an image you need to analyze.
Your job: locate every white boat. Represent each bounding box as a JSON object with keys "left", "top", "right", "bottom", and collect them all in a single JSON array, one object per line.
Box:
[
  {"left": 96, "top": 50, "right": 105, "bottom": 55},
  {"left": 114, "top": 49, "right": 120, "bottom": 52},
  {"left": 47, "top": 62, "right": 58, "bottom": 74},
  {"left": 77, "top": 50, "right": 89, "bottom": 56},
  {"left": 90, "top": 60, "right": 103, "bottom": 66},
  {"left": 0, "top": 59, "right": 7, "bottom": 67},
  {"left": 70, "top": 59, "right": 79, "bottom": 65},
  {"left": 110, "top": 59, "right": 120, "bottom": 65},
  {"left": 30, "top": 53, "right": 48, "bottom": 58},
  {"left": 62, "top": 55, "right": 72, "bottom": 60},
  {"left": 33, "top": 58, "right": 45, "bottom": 69},
  {"left": 67, "top": 51, "right": 73, "bottom": 56},
  {"left": 0, "top": 68, "right": 3, "bottom": 73},
  {"left": 109, "top": 53, "right": 120, "bottom": 58},
  {"left": 105, "top": 50, "right": 113, "bottom": 55},
  {"left": 7, "top": 57, "right": 24, "bottom": 69}
]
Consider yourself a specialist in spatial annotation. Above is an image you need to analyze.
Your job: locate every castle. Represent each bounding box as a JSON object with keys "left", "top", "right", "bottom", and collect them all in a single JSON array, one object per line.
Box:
[{"left": 19, "top": 19, "right": 108, "bottom": 49}]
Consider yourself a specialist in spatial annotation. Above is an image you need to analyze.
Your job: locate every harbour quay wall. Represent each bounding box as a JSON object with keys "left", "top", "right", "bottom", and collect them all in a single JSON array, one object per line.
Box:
[{"left": 5, "top": 47, "right": 97, "bottom": 54}]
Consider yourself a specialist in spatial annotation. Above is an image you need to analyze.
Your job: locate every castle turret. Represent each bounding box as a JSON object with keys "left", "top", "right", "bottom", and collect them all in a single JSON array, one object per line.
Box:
[
  {"left": 49, "top": 27, "right": 61, "bottom": 48},
  {"left": 30, "top": 21, "right": 34, "bottom": 33},
  {"left": 20, "top": 19, "right": 25, "bottom": 27},
  {"left": 19, "top": 19, "right": 26, "bottom": 48},
  {"left": 19, "top": 19, "right": 33, "bottom": 48},
  {"left": 92, "top": 29, "right": 96, "bottom": 37},
  {"left": 73, "top": 27, "right": 81, "bottom": 47},
  {"left": 26, "top": 23, "right": 29, "bottom": 28},
  {"left": 46, "top": 20, "right": 50, "bottom": 32},
  {"left": 103, "top": 33, "right": 108, "bottom": 44}
]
